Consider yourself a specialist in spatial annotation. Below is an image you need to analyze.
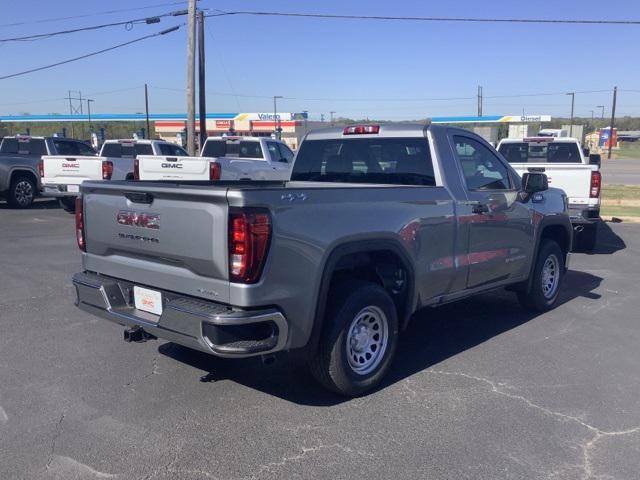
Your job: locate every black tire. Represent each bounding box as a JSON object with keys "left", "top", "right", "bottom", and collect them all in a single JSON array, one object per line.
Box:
[
  {"left": 58, "top": 197, "right": 76, "bottom": 213},
  {"left": 517, "top": 239, "right": 564, "bottom": 312},
  {"left": 7, "top": 175, "right": 36, "bottom": 209},
  {"left": 309, "top": 281, "right": 399, "bottom": 396},
  {"left": 578, "top": 224, "right": 598, "bottom": 251}
]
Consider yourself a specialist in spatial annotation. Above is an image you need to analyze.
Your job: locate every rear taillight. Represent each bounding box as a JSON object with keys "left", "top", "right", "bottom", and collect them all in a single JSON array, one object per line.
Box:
[
  {"left": 209, "top": 161, "right": 221, "bottom": 180},
  {"left": 590, "top": 171, "right": 601, "bottom": 198},
  {"left": 343, "top": 125, "right": 380, "bottom": 135},
  {"left": 133, "top": 159, "right": 140, "bottom": 180},
  {"left": 102, "top": 160, "right": 113, "bottom": 180},
  {"left": 37, "top": 160, "right": 44, "bottom": 177},
  {"left": 228, "top": 209, "right": 271, "bottom": 283},
  {"left": 75, "top": 196, "right": 85, "bottom": 251}
]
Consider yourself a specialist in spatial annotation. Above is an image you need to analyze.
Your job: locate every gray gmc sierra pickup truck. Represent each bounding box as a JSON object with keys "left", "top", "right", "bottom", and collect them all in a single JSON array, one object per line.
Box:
[{"left": 73, "top": 123, "right": 572, "bottom": 396}]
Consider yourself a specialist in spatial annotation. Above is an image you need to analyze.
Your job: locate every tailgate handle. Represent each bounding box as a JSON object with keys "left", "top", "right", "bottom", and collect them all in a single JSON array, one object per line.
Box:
[
  {"left": 528, "top": 167, "right": 545, "bottom": 173},
  {"left": 165, "top": 157, "right": 178, "bottom": 162},
  {"left": 124, "top": 192, "right": 153, "bottom": 204}
]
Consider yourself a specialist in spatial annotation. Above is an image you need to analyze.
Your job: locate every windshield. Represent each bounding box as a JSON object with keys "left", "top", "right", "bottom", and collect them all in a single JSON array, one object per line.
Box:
[
  {"left": 201, "top": 140, "right": 264, "bottom": 159},
  {"left": 498, "top": 142, "right": 582, "bottom": 163},
  {"left": 291, "top": 138, "right": 436, "bottom": 186}
]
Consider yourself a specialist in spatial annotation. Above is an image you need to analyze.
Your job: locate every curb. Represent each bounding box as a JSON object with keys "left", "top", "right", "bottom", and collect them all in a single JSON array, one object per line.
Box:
[{"left": 602, "top": 216, "right": 640, "bottom": 224}]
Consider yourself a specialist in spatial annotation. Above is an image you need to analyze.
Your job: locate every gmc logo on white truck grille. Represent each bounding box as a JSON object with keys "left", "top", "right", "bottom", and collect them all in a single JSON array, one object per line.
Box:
[{"left": 116, "top": 210, "right": 160, "bottom": 229}]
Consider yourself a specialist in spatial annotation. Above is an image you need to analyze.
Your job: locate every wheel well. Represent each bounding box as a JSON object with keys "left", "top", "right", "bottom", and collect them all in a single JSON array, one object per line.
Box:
[
  {"left": 10, "top": 169, "right": 37, "bottom": 187},
  {"left": 330, "top": 249, "right": 412, "bottom": 326},
  {"left": 540, "top": 224, "right": 570, "bottom": 257}
]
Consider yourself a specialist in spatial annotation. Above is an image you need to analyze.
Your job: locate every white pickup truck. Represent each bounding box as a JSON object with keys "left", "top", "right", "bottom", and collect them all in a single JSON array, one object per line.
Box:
[
  {"left": 134, "top": 136, "right": 294, "bottom": 181},
  {"left": 40, "top": 139, "right": 188, "bottom": 212},
  {"left": 497, "top": 137, "right": 602, "bottom": 249}
]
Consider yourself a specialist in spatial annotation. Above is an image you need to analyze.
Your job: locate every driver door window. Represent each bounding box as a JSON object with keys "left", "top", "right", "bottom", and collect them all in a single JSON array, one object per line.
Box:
[
  {"left": 266, "top": 142, "right": 281, "bottom": 162},
  {"left": 277, "top": 143, "right": 294, "bottom": 163},
  {"left": 453, "top": 136, "right": 511, "bottom": 191}
]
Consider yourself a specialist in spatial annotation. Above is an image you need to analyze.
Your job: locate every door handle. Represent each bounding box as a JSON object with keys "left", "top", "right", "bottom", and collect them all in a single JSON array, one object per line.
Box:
[{"left": 472, "top": 203, "right": 489, "bottom": 214}]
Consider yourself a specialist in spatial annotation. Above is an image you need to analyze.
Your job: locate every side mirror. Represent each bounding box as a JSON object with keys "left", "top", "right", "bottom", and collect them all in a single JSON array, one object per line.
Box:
[
  {"left": 589, "top": 154, "right": 601, "bottom": 167},
  {"left": 522, "top": 172, "right": 548, "bottom": 194},
  {"left": 583, "top": 147, "right": 591, "bottom": 157}
]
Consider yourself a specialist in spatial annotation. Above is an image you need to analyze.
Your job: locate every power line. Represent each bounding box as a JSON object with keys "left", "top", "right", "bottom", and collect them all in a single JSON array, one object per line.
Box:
[
  {"left": 0, "top": 26, "right": 181, "bottom": 81},
  {"left": 205, "top": 10, "right": 640, "bottom": 26},
  {"left": 0, "top": 1, "right": 190, "bottom": 28},
  {"left": 485, "top": 89, "right": 611, "bottom": 99},
  {"left": 0, "top": 9, "right": 187, "bottom": 43}
]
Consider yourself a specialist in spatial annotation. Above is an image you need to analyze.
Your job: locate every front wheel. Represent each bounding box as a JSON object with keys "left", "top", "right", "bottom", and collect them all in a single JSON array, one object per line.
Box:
[
  {"left": 58, "top": 197, "right": 76, "bottom": 213},
  {"left": 309, "top": 281, "right": 399, "bottom": 396},
  {"left": 517, "top": 239, "right": 564, "bottom": 312}
]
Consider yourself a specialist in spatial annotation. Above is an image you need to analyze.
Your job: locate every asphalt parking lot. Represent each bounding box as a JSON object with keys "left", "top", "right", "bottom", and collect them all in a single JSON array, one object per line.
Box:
[{"left": 1, "top": 200, "right": 639, "bottom": 480}]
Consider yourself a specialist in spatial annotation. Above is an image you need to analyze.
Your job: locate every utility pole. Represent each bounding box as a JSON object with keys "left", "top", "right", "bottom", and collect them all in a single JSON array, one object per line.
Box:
[
  {"left": 330, "top": 111, "right": 336, "bottom": 125},
  {"left": 273, "top": 96, "right": 283, "bottom": 139},
  {"left": 320, "top": 113, "right": 325, "bottom": 123},
  {"left": 567, "top": 92, "right": 575, "bottom": 137},
  {"left": 608, "top": 86, "right": 617, "bottom": 160},
  {"left": 302, "top": 110, "right": 308, "bottom": 132},
  {"left": 86, "top": 99, "right": 94, "bottom": 134},
  {"left": 477, "top": 85, "right": 483, "bottom": 117},
  {"left": 67, "top": 90, "right": 84, "bottom": 138},
  {"left": 597, "top": 105, "right": 605, "bottom": 119},
  {"left": 197, "top": 10, "right": 207, "bottom": 149},
  {"left": 185, "top": 0, "right": 197, "bottom": 155},
  {"left": 144, "top": 84, "right": 151, "bottom": 139}
]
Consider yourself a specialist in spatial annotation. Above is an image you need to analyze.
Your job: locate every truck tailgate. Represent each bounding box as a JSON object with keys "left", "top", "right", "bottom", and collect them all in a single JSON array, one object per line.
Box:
[
  {"left": 137, "top": 155, "right": 211, "bottom": 180},
  {"left": 42, "top": 155, "right": 104, "bottom": 187},
  {"left": 81, "top": 181, "right": 231, "bottom": 303},
  {"left": 510, "top": 163, "right": 597, "bottom": 204}
]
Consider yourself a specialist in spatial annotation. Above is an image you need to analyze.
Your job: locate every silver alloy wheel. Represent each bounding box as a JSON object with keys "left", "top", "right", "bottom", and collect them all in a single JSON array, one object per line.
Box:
[
  {"left": 541, "top": 253, "right": 560, "bottom": 299},
  {"left": 14, "top": 180, "right": 34, "bottom": 207},
  {"left": 346, "top": 305, "right": 389, "bottom": 376}
]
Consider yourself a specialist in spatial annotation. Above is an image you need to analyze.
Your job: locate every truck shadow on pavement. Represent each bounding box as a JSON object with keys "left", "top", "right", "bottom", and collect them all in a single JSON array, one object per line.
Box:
[
  {"left": 0, "top": 199, "right": 59, "bottom": 210},
  {"left": 159, "top": 269, "right": 604, "bottom": 406},
  {"left": 574, "top": 221, "right": 626, "bottom": 255}
]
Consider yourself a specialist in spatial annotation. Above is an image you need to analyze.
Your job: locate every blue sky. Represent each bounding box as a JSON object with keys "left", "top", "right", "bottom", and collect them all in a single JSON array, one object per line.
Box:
[{"left": 1, "top": 0, "right": 639, "bottom": 120}]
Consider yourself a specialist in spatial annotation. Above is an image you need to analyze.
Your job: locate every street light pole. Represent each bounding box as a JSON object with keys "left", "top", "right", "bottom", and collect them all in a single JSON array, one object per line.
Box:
[
  {"left": 273, "top": 95, "right": 283, "bottom": 139},
  {"left": 597, "top": 105, "right": 605, "bottom": 119},
  {"left": 86, "top": 99, "right": 94, "bottom": 133},
  {"left": 608, "top": 86, "right": 617, "bottom": 160},
  {"left": 566, "top": 92, "right": 575, "bottom": 137}
]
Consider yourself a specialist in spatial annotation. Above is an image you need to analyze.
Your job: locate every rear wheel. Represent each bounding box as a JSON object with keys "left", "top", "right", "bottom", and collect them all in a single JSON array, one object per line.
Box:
[
  {"left": 309, "top": 281, "right": 399, "bottom": 396},
  {"left": 517, "top": 239, "right": 564, "bottom": 312},
  {"left": 7, "top": 176, "right": 36, "bottom": 208},
  {"left": 58, "top": 197, "right": 76, "bottom": 213}
]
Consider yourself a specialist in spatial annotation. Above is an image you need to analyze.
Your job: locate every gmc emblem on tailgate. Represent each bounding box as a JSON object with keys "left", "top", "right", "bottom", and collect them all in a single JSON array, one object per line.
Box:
[{"left": 116, "top": 210, "right": 160, "bottom": 229}]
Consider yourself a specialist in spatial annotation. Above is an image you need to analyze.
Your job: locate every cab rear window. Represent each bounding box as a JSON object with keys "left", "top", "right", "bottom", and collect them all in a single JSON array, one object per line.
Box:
[
  {"left": 201, "top": 140, "right": 264, "bottom": 159},
  {"left": 498, "top": 142, "right": 582, "bottom": 163},
  {"left": 101, "top": 143, "right": 153, "bottom": 158},
  {"left": 291, "top": 138, "right": 435, "bottom": 186},
  {"left": 0, "top": 138, "right": 47, "bottom": 155}
]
